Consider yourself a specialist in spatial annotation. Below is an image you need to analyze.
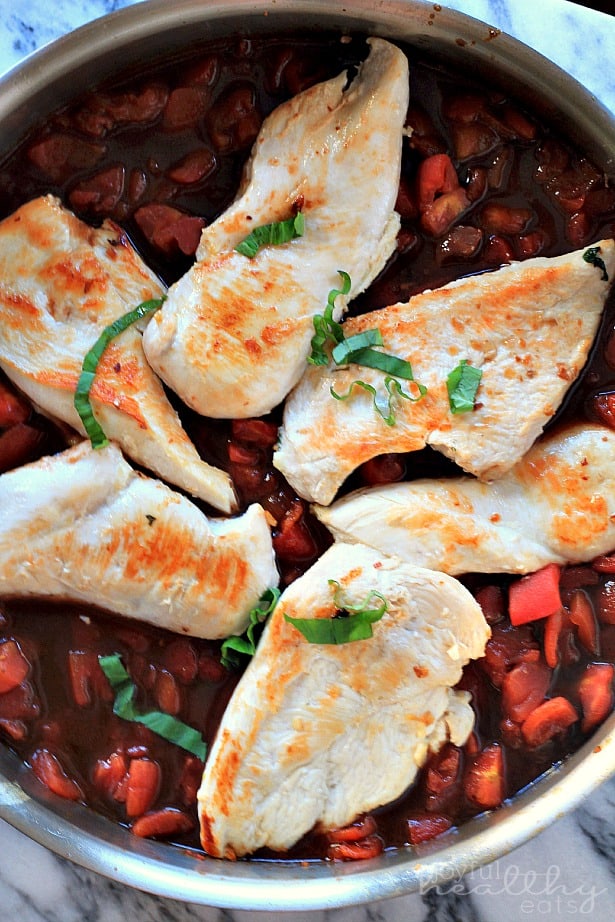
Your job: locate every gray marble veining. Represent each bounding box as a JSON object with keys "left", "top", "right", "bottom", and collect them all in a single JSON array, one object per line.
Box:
[{"left": 0, "top": 0, "right": 614, "bottom": 919}]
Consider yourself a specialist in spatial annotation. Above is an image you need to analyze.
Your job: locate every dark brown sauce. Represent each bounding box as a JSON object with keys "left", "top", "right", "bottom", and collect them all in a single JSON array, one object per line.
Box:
[{"left": 1, "top": 31, "right": 615, "bottom": 860}]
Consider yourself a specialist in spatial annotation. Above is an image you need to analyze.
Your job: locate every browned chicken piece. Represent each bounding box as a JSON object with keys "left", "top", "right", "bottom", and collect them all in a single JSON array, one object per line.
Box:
[
  {"left": 0, "top": 195, "right": 236, "bottom": 512},
  {"left": 0, "top": 441, "right": 277, "bottom": 638},
  {"left": 198, "top": 542, "right": 489, "bottom": 858},
  {"left": 275, "top": 241, "right": 615, "bottom": 504},
  {"left": 315, "top": 424, "right": 615, "bottom": 574},
  {"left": 143, "top": 38, "right": 409, "bottom": 418}
]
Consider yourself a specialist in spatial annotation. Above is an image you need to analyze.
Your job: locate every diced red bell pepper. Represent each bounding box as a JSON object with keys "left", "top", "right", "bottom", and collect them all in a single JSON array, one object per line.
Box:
[{"left": 508, "top": 563, "right": 563, "bottom": 626}]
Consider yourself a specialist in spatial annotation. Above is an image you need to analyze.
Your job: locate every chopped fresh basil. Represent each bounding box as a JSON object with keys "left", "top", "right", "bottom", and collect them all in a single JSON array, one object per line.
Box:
[
  {"left": 309, "top": 271, "right": 426, "bottom": 417},
  {"left": 284, "top": 582, "right": 388, "bottom": 644},
  {"left": 235, "top": 212, "right": 305, "bottom": 258},
  {"left": 331, "top": 375, "right": 426, "bottom": 426},
  {"left": 308, "top": 271, "right": 351, "bottom": 365},
  {"left": 446, "top": 359, "right": 483, "bottom": 414},
  {"left": 74, "top": 297, "right": 165, "bottom": 449},
  {"left": 583, "top": 246, "right": 609, "bottom": 281},
  {"left": 98, "top": 653, "right": 206, "bottom": 760},
  {"left": 220, "top": 587, "right": 281, "bottom": 669}
]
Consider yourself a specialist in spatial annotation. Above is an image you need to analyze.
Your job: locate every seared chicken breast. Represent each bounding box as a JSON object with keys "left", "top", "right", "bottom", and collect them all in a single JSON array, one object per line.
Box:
[
  {"left": 197, "top": 542, "right": 489, "bottom": 858},
  {"left": 143, "top": 38, "right": 409, "bottom": 418},
  {"left": 315, "top": 424, "right": 615, "bottom": 575},
  {"left": 0, "top": 195, "right": 236, "bottom": 512},
  {"left": 0, "top": 442, "right": 277, "bottom": 639},
  {"left": 275, "top": 241, "right": 615, "bottom": 505}
]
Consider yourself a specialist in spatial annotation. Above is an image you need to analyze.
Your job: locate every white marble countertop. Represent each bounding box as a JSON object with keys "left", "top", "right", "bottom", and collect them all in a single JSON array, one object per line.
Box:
[{"left": 0, "top": 1, "right": 614, "bottom": 920}]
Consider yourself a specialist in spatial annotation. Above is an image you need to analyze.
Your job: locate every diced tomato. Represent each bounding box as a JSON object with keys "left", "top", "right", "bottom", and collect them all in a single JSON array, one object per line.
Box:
[
  {"left": 521, "top": 696, "right": 578, "bottom": 748},
  {"left": 596, "top": 580, "right": 615, "bottom": 625},
  {"left": 198, "top": 650, "right": 228, "bottom": 684},
  {"left": 179, "top": 755, "right": 204, "bottom": 807},
  {"left": 131, "top": 807, "right": 194, "bottom": 839},
  {"left": 395, "top": 176, "right": 419, "bottom": 219},
  {"left": 0, "top": 639, "right": 30, "bottom": 694},
  {"left": 479, "top": 621, "right": 540, "bottom": 687},
  {"left": 406, "top": 812, "right": 453, "bottom": 846},
  {"left": 68, "top": 650, "right": 114, "bottom": 707},
  {"left": 228, "top": 442, "right": 260, "bottom": 465},
  {"left": 0, "top": 423, "right": 44, "bottom": 474},
  {"left": 508, "top": 564, "right": 562, "bottom": 626},
  {"left": 93, "top": 750, "right": 129, "bottom": 800},
  {"left": 125, "top": 758, "right": 161, "bottom": 818},
  {"left": 326, "top": 835, "right": 384, "bottom": 861},
  {"left": 360, "top": 454, "right": 406, "bottom": 486},
  {"left": 0, "top": 718, "right": 27, "bottom": 741},
  {"left": 27, "top": 133, "right": 106, "bottom": 183},
  {"left": 593, "top": 554, "right": 615, "bottom": 574},
  {"left": 31, "top": 749, "right": 83, "bottom": 801},
  {"left": 134, "top": 203, "right": 205, "bottom": 256},
  {"left": 439, "top": 225, "right": 483, "bottom": 261},
  {"left": 481, "top": 203, "right": 533, "bottom": 235},
  {"left": 0, "top": 680, "right": 39, "bottom": 721},
  {"left": 69, "top": 164, "right": 125, "bottom": 214},
  {"left": 452, "top": 123, "right": 497, "bottom": 160},
  {"left": 578, "top": 663, "right": 614, "bottom": 733},
  {"left": 560, "top": 565, "right": 600, "bottom": 590},
  {"left": 543, "top": 607, "right": 565, "bottom": 669},
  {"left": 421, "top": 187, "right": 470, "bottom": 237},
  {"left": 566, "top": 211, "right": 590, "bottom": 248},
  {"left": 0, "top": 379, "right": 30, "bottom": 428},
  {"left": 424, "top": 743, "right": 462, "bottom": 812},
  {"left": 154, "top": 669, "right": 181, "bottom": 716},
  {"left": 207, "top": 84, "right": 262, "bottom": 153},
  {"left": 231, "top": 418, "right": 279, "bottom": 447},
  {"left": 483, "top": 234, "right": 514, "bottom": 265},
  {"left": 273, "top": 501, "right": 318, "bottom": 560},
  {"left": 501, "top": 661, "right": 551, "bottom": 724},
  {"left": 416, "top": 153, "right": 459, "bottom": 210},
  {"left": 463, "top": 742, "right": 505, "bottom": 810},
  {"left": 326, "top": 815, "right": 378, "bottom": 843},
  {"left": 474, "top": 585, "right": 504, "bottom": 625},
  {"left": 162, "top": 87, "right": 210, "bottom": 131},
  {"left": 162, "top": 638, "right": 198, "bottom": 685},
  {"left": 568, "top": 589, "right": 599, "bottom": 656}
]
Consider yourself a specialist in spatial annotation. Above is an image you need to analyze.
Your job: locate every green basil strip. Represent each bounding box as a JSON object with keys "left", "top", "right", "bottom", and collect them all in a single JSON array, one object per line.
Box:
[
  {"left": 284, "top": 586, "right": 387, "bottom": 645},
  {"left": 583, "top": 246, "right": 609, "bottom": 281},
  {"left": 98, "top": 653, "right": 207, "bottom": 760},
  {"left": 235, "top": 212, "right": 305, "bottom": 258},
  {"left": 308, "top": 270, "right": 352, "bottom": 364},
  {"left": 220, "top": 587, "right": 281, "bottom": 669},
  {"left": 331, "top": 329, "right": 383, "bottom": 364},
  {"left": 446, "top": 359, "right": 483, "bottom": 414},
  {"left": 331, "top": 375, "right": 425, "bottom": 426},
  {"left": 74, "top": 297, "right": 165, "bottom": 449},
  {"left": 338, "top": 346, "right": 418, "bottom": 381}
]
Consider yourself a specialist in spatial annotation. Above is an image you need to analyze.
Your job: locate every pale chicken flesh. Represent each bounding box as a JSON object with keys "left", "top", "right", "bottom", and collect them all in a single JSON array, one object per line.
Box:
[
  {"left": 274, "top": 241, "right": 615, "bottom": 505},
  {"left": 315, "top": 424, "right": 615, "bottom": 575},
  {"left": 0, "top": 195, "right": 236, "bottom": 512},
  {"left": 0, "top": 441, "right": 277, "bottom": 639},
  {"left": 142, "top": 38, "right": 409, "bottom": 418},
  {"left": 197, "top": 542, "right": 489, "bottom": 858}
]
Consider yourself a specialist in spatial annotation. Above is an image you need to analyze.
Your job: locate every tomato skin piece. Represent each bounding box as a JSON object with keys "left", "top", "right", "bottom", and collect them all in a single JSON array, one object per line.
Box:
[{"left": 508, "top": 563, "right": 563, "bottom": 626}]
